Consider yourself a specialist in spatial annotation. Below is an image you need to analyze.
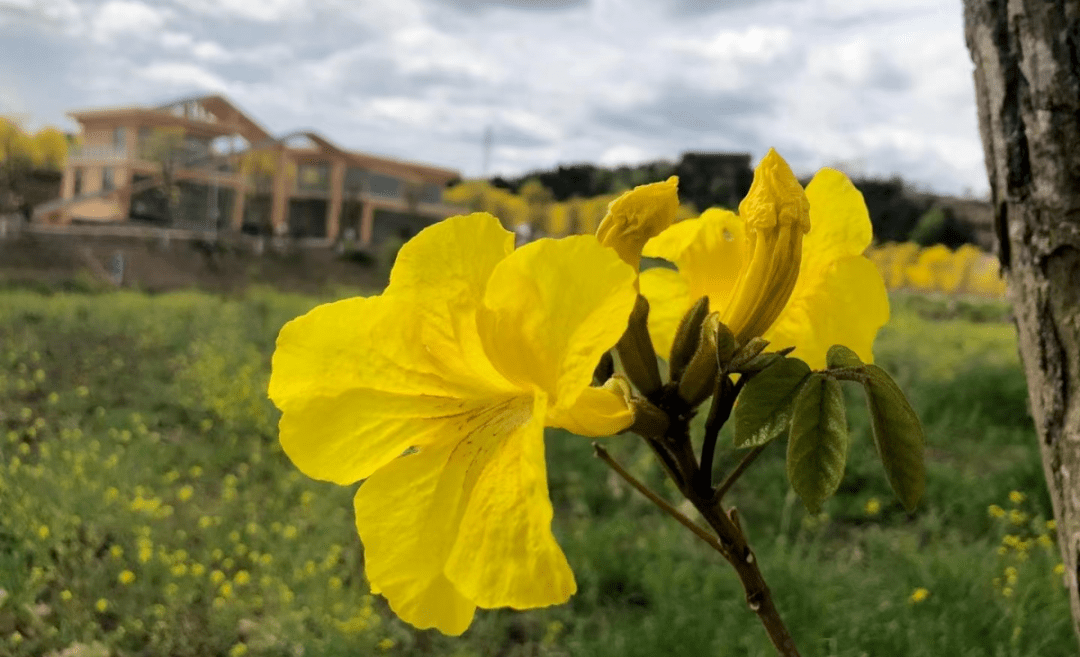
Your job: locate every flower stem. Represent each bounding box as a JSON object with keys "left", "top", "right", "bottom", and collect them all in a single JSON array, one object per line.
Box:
[
  {"left": 593, "top": 443, "right": 729, "bottom": 558},
  {"left": 636, "top": 392, "right": 802, "bottom": 657},
  {"left": 712, "top": 443, "right": 768, "bottom": 505}
]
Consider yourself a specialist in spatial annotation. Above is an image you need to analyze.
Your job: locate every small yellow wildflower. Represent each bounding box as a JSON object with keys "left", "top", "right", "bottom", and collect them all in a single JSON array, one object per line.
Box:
[
  {"left": 234, "top": 570, "right": 251, "bottom": 586},
  {"left": 1009, "top": 509, "right": 1028, "bottom": 525},
  {"left": 95, "top": 598, "right": 109, "bottom": 612},
  {"left": 189, "top": 465, "right": 203, "bottom": 477},
  {"left": 1004, "top": 566, "right": 1018, "bottom": 585},
  {"left": 220, "top": 582, "right": 233, "bottom": 599},
  {"left": 1038, "top": 534, "right": 1054, "bottom": 548},
  {"left": 328, "top": 576, "right": 342, "bottom": 590},
  {"left": 60, "top": 590, "right": 72, "bottom": 601},
  {"left": 1054, "top": 563, "right": 1065, "bottom": 576},
  {"left": 36, "top": 525, "right": 50, "bottom": 540},
  {"left": 76, "top": 385, "right": 89, "bottom": 397},
  {"left": 988, "top": 504, "right": 1006, "bottom": 519},
  {"left": 864, "top": 498, "right": 881, "bottom": 516},
  {"left": 170, "top": 564, "right": 188, "bottom": 577},
  {"left": 1047, "top": 519, "right": 1057, "bottom": 531},
  {"left": 109, "top": 545, "right": 123, "bottom": 558},
  {"left": 377, "top": 638, "right": 396, "bottom": 650},
  {"left": 165, "top": 583, "right": 179, "bottom": 597},
  {"left": 282, "top": 525, "right": 298, "bottom": 540},
  {"left": 10, "top": 631, "right": 22, "bottom": 645},
  {"left": 210, "top": 570, "right": 226, "bottom": 584},
  {"left": 177, "top": 485, "right": 194, "bottom": 502},
  {"left": 909, "top": 588, "right": 929, "bottom": 604},
  {"left": 228, "top": 644, "right": 249, "bottom": 657},
  {"left": 1002, "top": 587, "right": 1014, "bottom": 598},
  {"left": 198, "top": 516, "right": 214, "bottom": 529},
  {"left": 118, "top": 570, "right": 136, "bottom": 585},
  {"left": 1009, "top": 490, "right": 1026, "bottom": 504}
]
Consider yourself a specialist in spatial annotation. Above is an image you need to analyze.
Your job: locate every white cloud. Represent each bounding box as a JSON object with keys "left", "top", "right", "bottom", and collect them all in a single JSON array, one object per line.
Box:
[
  {"left": 179, "top": 0, "right": 307, "bottom": 22},
  {"left": 137, "top": 62, "right": 228, "bottom": 93},
  {"left": 90, "top": 0, "right": 168, "bottom": 43},
  {"left": 598, "top": 144, "right": 652, "bottom": 167}
]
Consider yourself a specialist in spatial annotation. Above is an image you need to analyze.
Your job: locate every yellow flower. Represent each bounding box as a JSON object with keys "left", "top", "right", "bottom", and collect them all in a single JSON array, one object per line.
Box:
[
  {"left": 36, "top": 525, "right": 50, "bottom": 540},
  {"left": 640, "top": 149, "right": 889, "bottom": 369},
  {"left": 1054, "top": 563, "right": 1065, "bottom": 576},
  {"left": 595, "top": 177, "right": 680, "bottom": 270},
  {"left": 864, "top": 498, "right": 881, "bottom": 516},
  {"left": 118, "top": 570, "right": 136, "bottom": 585},
  {"left": 95, "top": 598, "right": 109, "bottom": 612},
  {"left": 229, "top": 644, "right": 249, "bottom": 657},
  {"left": 234, "top": 570, "right": 251, "bottom": 586},
  {"left": 1047, "top": 519, "right": 1058, "bottom": 531},
  {"left": 909, "top": 587, "right": 929, "bottom": 604},
  {"left": 269, "top": 213, "right": 639, "bottom": 635},
  {"left": 988, "top": 504, "right": 1006, "bottom": 519},
  {"left": 1009, "top": 490, "right": 1025, "bottom": 504},
  {"left": 177, "top": 485, "right": 194, "bottom": 502},
  {"left": 60, "top": 590, "right": 72, "bottom": 601}
]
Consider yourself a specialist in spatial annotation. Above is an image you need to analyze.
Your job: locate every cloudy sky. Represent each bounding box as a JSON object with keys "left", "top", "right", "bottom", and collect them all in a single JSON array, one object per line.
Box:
[{"left": 1, "top": 0, "right": 987, "bottom": 196}]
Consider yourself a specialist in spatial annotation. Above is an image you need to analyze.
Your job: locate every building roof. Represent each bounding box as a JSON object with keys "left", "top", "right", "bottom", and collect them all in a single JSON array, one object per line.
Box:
[{"left": 68, "top": 94, "right": 459, "bottom": 182}]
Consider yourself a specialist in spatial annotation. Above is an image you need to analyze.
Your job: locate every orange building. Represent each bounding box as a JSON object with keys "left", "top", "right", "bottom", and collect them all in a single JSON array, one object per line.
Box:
[{"left": 47, "top": 95, "right": 462, "bottom": 245}]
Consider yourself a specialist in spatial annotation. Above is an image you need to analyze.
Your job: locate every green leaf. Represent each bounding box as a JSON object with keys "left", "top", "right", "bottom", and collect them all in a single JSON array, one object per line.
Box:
[
  {"left": 826, "top": 344, "right": 863, "bottom": 369},
  {"left": 787, "top": 374, "right": 848, "bottom": 514},
  {"left": 862, "top": 365, "right": 926, "bottom": 512},
  {"left": 733, "top": 357, "right": 812, "bottom": 448}
]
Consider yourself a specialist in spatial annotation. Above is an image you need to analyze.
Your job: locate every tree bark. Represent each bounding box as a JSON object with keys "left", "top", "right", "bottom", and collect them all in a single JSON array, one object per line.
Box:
[{"left": 964, "top": 0, "right": 1080, "bottom": 644}]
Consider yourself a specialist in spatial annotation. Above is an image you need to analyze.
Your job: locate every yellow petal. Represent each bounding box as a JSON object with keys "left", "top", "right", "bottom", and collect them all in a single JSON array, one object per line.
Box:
[
  {"left": 478, "top": 235, "right": 637, "bottom": 412},
  {"left": 446, "top": 393, "right": 577, "bottom": 609},
  {"left": 354, "top": 436, "right": 488, "bottom": 635},
  {"left": 596, "top": 176, "right": 680, "bottom": 269},
  {"left": 386, "top": 212, "right": 515, "bottom": 303},
  {"left": 270, "top": 295, "right": 517, "bottom": 486},
  {"left": 547, "top": 381, "right": 633, "bottom": 437},
  {"left": 763, "top": 256, "right": 889, "bottom": 369},
  {"left": 642, "top": 209, "right": 745, "bottom": 310},
  {"left": 802, "top": 168, "right": 873, "bottom": 272},
  {"left": 638, "top": 267, "right": 694, "bottom": 361}
]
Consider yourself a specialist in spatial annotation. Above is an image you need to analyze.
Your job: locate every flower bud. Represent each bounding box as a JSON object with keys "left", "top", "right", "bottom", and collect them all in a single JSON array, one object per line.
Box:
[
  {"left": 668, "top": 296, "right": 709, "bottom": 383},
  {"left": 677, "top": 313, "right": 720, "bottom": 407},
  {"left": 720, "top": 149, "right": 810, "bottom": 343},
  {"left": 616, "top": 295, "right": 662, "bottom": 395}
]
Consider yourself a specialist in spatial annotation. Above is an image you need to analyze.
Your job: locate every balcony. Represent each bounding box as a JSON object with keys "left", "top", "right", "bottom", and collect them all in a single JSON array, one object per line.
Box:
[{"left": 69, "top": 145, "right": 129, "bottom": 163}]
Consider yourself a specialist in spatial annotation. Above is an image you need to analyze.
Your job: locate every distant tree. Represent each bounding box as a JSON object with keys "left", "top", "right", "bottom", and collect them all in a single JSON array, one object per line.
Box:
[
  {"left": 0, "top": 118, "right": 37, "bottom": 215},
  {"left": 141, "top": 127, "right": 186, "bottom": 225},
  {"left": 909, "top": 205, "right": 977, "bottom": 248},
  {"left": 965, "top": 0, "right": 1080, "bottom": 646},
  {"left": 852, "top": 177, "right": 932, "bottom": 243},
  {"left": 518, "top": 178, "right": 554, "bottom": 235},
  {"left": 32, "top": 127, "right": 68, "bottom": 171}
]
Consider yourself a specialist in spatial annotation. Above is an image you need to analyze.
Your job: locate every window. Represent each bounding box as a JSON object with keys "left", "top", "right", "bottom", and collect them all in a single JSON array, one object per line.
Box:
[
  {"left": 344, "top": 167, "right": 368, "bottom": 194},
  {"left": 102, "top": 167, "right": 114, "bottom": 192},
  {"left": 73, "top": 168, "right": 83, "bottom": 195},
  {"left": 113, "top": 127, "right": 127, "bottom": 151},
  {"left": 368, "top": 173, "right": 402, "bottom": 198},
  {"left": 297, "top": 163, "right": 330, "bottom": 192},
  {"left": 419, "top": 183, "right": 443, "bottom": 205}
]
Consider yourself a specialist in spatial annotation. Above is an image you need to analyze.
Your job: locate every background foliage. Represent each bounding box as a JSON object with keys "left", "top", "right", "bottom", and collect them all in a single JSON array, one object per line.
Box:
[{"left": 0, "top": 285, "right": 1068, "bottom": 656}]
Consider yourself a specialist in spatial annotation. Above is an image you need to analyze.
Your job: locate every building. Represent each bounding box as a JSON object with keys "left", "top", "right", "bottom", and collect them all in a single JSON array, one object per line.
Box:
[{"left": 42, "top": 95, "right": 462, "bottom": 245}]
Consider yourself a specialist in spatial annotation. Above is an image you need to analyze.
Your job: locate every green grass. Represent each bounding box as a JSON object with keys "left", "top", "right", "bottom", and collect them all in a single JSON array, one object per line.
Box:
[{"left": 0, "top": 288, "right": 1072, "bottom": 656}]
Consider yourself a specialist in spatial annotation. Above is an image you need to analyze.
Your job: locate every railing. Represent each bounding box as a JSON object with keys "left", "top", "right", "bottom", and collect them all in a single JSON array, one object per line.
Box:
[{"left": 68, "top": 145, "right": 129, "bottom": 162}]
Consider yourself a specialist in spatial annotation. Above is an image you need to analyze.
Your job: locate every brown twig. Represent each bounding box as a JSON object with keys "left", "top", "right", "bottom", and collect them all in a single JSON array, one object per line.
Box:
[
  {"left": 712, "top": 443, "right": 768, "bottom": 505},
  {"left": 593, "top": 443, "right": 729, "bottom": 558}
]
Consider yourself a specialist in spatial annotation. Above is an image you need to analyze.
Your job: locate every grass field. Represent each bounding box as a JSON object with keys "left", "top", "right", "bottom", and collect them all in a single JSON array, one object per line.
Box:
[{"left": 0, "top": 287, "right": 1072, "bottom": 657}]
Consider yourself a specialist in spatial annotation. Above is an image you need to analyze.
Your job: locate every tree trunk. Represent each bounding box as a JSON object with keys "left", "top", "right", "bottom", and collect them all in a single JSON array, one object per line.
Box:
[{"left": 964, "top": 0, "right": 1080, "bottom": 644}]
